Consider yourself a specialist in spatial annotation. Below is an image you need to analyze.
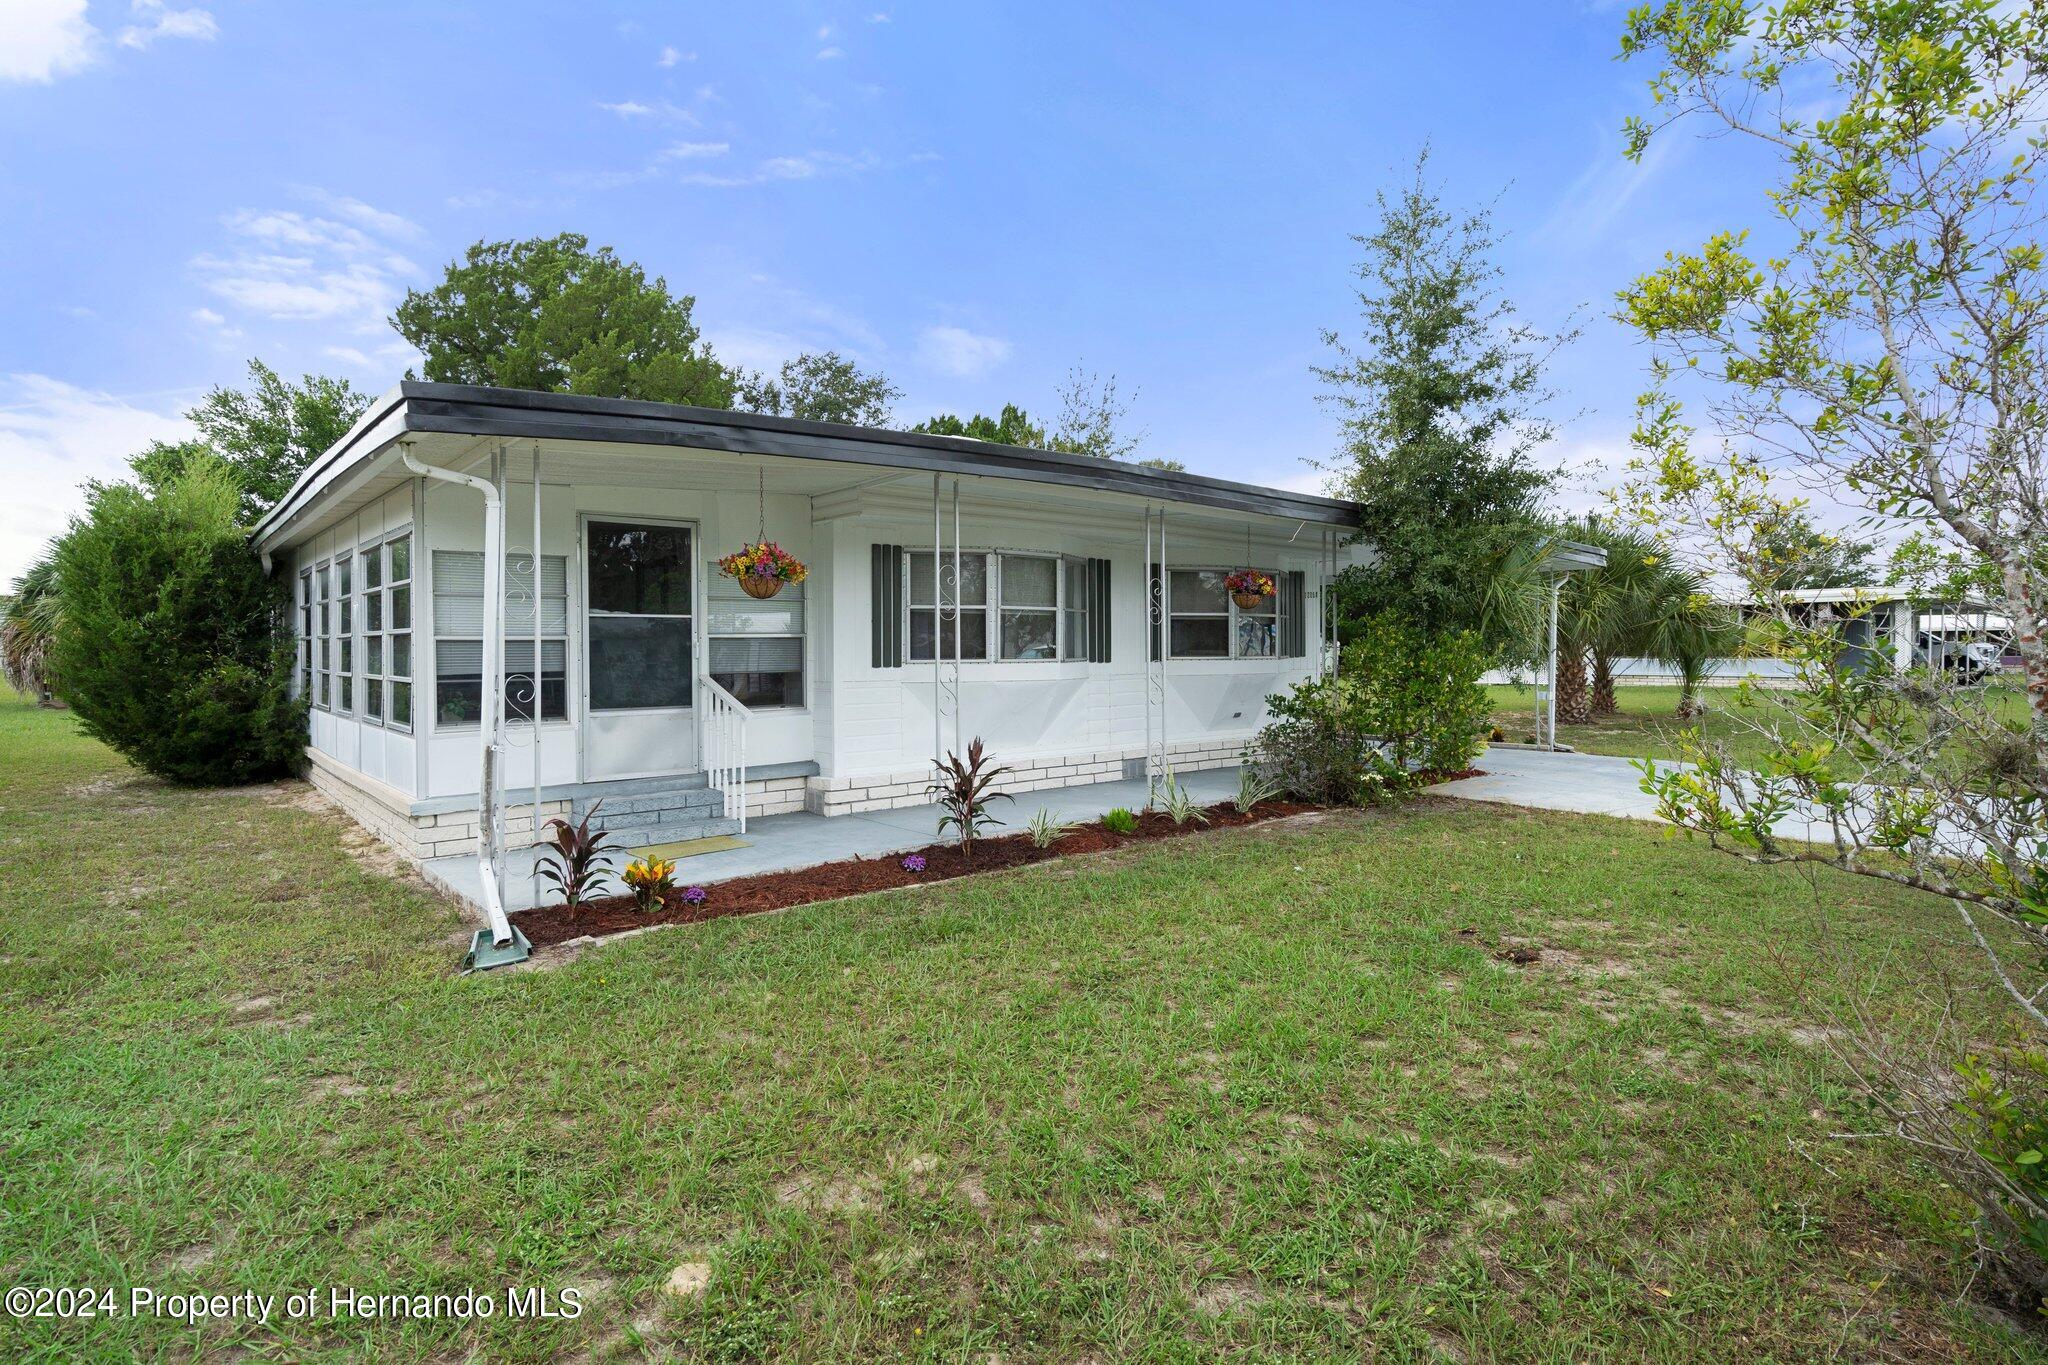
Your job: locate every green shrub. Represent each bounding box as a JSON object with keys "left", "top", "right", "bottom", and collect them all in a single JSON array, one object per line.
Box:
[
  {"left": 1249, "top": 676, "right": 1403, "bottom": 806},
  {"left": 52, "top": 462, "right": 304, "bottom": 784},
  {"left": 1251, "top": 612, "right": 1489, "bottom": 804},
  {"left": 1339, "top": 612, "right": 1491, "bottom": 774},
  {"left": 1101, "top": 807, "right": 1139, "bottom": 835}
]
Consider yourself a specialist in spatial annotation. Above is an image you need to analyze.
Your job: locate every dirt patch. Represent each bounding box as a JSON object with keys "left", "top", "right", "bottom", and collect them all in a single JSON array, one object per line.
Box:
[
  {"left": 510, "top": 799, "right": 1323, "bottom": 948},
  {"left": 1191, "top": 1276, "right": 1265, "bottom": 1314}
]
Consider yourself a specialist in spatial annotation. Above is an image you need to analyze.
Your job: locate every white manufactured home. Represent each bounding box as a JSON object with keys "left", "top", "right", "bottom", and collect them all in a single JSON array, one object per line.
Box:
[{"left": 254, "top": 384, "right": 1366, "bottom": 952}]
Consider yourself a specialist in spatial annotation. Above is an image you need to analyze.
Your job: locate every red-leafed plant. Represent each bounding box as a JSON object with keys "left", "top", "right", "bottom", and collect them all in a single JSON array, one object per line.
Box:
[
  {"left": 929, "top": 738, "right": 1014, "bottom": 858},
  {"left": 536, "top": 801, "right": 617, "bottom": 908}
]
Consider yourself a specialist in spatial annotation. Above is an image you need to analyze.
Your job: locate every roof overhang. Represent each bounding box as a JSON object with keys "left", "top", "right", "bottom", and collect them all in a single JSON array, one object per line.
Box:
[
  {"left": 253, "top": 382, "right": 1363, "bottom": 554},
  {"left": 1537, "top": 538, "right": 1607, "bottom": 574}
]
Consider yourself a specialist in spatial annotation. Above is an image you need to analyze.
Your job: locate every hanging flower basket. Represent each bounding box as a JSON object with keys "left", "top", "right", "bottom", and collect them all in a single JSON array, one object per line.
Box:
[
  {"left": 1225, "top": 567, "right": 1275, "bottom": 611},
  {"left": 719, "top": 541, "right": 808, "bottom": 599}
]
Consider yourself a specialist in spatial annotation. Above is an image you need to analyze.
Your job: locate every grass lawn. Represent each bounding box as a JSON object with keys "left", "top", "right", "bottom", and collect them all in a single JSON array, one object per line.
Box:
[
  {"left": 1489, "top": 679, "right": 2033, "bottom": 771},
  {"left": 2, "top": 686, "right": 2042, "bottom": 1361}
]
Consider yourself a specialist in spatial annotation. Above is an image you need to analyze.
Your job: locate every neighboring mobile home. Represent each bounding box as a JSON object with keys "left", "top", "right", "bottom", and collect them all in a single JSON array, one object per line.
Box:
[{"left": 253, "top": 384, "right": 1366, "bottom": 950}]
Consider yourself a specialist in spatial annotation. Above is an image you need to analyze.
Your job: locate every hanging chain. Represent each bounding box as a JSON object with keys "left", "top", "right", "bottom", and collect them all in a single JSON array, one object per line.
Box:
[{"left": 757, "top": 468, "right": 766, "bottom": 545}]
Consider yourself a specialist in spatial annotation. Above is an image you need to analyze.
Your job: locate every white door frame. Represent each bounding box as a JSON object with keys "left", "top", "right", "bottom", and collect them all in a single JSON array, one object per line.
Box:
[{"left": 577, "top": 512, "right": 703, "bottom": 782}]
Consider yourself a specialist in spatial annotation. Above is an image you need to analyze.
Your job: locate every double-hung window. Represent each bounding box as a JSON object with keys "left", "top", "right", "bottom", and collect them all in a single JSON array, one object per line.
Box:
[
  {"left": 998, "top": 555, "right": 1059, "bottom": 660},
  {"left": 908, "top": 551, "right": 989, "bottom": 661},
  {"left": 316, "top": 561, "right": 332, "bottom": 709},
  {"left": 336, "top": 553, "right": 354, "bottom": 711},
  {"left": 433, "top": 548, "right": 569, "bottom": 725},
  {"left": 386, "top": 536, "right": 413, "bottom": 728},
  {"left": 362, "top": 543, "right": 385, "bottom": 722},
  {"left": 1165, "top": 568, "right": 1281, "bottom": 660},
  {"left": 297, "top": 568, "right": 313, "bottom": 699},
  {"left": 708, "top": 565, "right": 804, "bottom": 707},
  {"left": 905, "top": 550, "right": 1108, "bottom": 663},
  {"left": 1062, "top": 558, "right": 1092, "bottom": 661}
]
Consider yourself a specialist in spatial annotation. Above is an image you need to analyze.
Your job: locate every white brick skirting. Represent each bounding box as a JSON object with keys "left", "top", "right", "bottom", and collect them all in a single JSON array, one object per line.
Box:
[
  {"left": 307, "top": 747, "right": 813, "bottom": 866},
  {"left": 308, "top": 737, "right": 1248, "bottom": 865},
  {"left": 802, "top": 737, "right": 1251, "bottom": 817}
]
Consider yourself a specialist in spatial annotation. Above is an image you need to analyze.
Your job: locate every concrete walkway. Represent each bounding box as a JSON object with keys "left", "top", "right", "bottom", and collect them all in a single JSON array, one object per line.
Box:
[
  {"left": 1433, "top": 747, "right": 1668, "bottom": 821},
  {"left": 425, "top": 765, "right": 1246, "bottom": 913}
]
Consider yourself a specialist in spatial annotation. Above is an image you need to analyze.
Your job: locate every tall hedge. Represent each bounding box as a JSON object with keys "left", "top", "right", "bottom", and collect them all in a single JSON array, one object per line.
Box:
[{"left": 53, "top": 463, "right": 303, "bottom": 784}]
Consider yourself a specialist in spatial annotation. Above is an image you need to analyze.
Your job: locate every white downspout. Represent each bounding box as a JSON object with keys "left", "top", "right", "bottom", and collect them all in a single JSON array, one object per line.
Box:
[{"left": 399, "top": 443, "right": 517, "bottom": 950}]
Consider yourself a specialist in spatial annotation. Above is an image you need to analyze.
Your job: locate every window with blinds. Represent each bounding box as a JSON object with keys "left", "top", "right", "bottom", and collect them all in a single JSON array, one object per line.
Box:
[
  {"left": 433, "top": 550, "right": 569, "bottom": 725},
  {"left": 708, "top": 567, "right": 804, "bottom": 707}
]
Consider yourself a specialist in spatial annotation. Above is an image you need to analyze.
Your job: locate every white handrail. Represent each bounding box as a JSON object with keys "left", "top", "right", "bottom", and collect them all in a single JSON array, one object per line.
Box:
[{"left": 698, "top": 674, "right": 752, "bottom": 833}]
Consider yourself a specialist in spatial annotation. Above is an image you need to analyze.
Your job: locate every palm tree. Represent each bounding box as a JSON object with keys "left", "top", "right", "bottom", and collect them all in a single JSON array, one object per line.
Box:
[
  {"left": 1633, "top": 564, "right": 1741, "bottom": 718},
  {"left": 1, "top": 552, "right": 62, "bottom": 705},
  {"left": 1553, "top": 518, "right": 1661, "bottom": 725}
]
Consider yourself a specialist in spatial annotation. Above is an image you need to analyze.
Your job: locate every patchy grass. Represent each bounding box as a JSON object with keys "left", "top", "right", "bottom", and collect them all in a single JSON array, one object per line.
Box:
[
  {"left": 1490, "top": 679, "right": 2032, "bottom": 772},
  {"left": 0, "top": 687, "right": 2042, "bottom": 1360}
]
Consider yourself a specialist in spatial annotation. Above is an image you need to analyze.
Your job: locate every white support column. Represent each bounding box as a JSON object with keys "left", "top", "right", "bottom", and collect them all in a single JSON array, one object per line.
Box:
[
  {"left": 1547, "top": 575, "right": 1561, "bottom": 750},
  {"left": 951, "top": 478, "right": 963, "bottom": 759},
  {"left": 530, "top": 441, "right": 543, "bottom": 909},
  {"left": 489, "top": 447, "right": 509, "bottom": 912}
]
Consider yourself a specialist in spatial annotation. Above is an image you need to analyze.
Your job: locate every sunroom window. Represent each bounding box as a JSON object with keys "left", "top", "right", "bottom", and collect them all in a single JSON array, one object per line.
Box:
[
  {"left": 708, "top": 564, "right": 804, "bottom": 707},
  {"left": 433, "top": 549, "right": 569, "bottom": 725}
]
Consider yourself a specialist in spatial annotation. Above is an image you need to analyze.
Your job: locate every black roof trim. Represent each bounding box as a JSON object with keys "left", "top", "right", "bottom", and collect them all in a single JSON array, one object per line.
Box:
[{"left": 255, "top": 382, "right": 1361, "bottom": 544}]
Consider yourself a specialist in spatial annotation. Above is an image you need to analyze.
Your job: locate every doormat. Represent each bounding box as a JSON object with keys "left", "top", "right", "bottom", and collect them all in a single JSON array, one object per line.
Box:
[{"left": 635, "top": 835, "right": 750, "bottom": 860}]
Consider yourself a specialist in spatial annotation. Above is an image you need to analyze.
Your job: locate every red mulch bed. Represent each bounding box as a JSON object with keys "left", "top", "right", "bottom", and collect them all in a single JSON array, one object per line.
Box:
[
  {"left": 510, "top": 768, "right": 1484, "bottom": 949},
  {"left": 512, "top": 799, "right": 1315, "bottom": 948}
]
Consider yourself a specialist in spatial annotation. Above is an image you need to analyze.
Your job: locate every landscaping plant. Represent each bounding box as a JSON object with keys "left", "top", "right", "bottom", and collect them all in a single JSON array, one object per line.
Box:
[
  {"left": 1234, "top": 765, "right": 1281, "bottom": 813},
  {"left": 536, "top": 803, "right": 617, "bottom": 909},
  {"left": 929, "top": 738, "right": 1014, "bottom": 857},
  {"left": 50, "top": 460, "right": 303, "bottom": 785},
  {"left": 1025, "top": 809, "right": 1077, "bottom": 849},
  {"left": 1616, "top": 0, "right": 2048, "bottom": 1307},
  {"left": 1157, "top": 772, "right": 1210, "bottom": 827},
  {"left": 1100, "top": 807, "right": 1139, "bottom": 835},
  {"left": 1252, "top": 611, "right": 1489, "bottom": 805},
  {"left": 621, "top": 855, "right": 676, "bottom": 913}
]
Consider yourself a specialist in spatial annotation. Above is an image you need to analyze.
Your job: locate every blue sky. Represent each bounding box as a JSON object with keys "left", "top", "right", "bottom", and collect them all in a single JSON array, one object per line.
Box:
[{"left": 0, "top": 1, "right": 1773, "bottom": 583}]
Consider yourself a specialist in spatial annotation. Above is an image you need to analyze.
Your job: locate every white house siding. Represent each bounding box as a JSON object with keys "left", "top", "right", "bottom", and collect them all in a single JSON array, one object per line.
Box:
[
  {"left": 282, "top": 462, "right": 1341, "bottom": 845},
  {"left": 415, "top": 478, "right": 819, "bottom": 802},
  {"left": 807, "top": 492, "right": 1324, "bottom": 813},
  {"left": 291, "top": 483, "right": 420, "bottom": 797}
]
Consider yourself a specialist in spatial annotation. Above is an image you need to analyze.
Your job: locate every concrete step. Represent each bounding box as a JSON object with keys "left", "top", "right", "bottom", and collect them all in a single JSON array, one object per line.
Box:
[
  {"left": 572, "top": 788, "right": 726, "bottom": 820},
  {"left": 601, "top": 812, "right": 743, "bottom": 851}
]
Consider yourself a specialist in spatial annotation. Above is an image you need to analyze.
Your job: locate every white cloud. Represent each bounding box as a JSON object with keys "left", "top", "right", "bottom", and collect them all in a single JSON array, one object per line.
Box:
[
  {"left": 658, "top": 140, "right": 729, "bottom": 160},
  {"left": 674, "top": 148, "right": 880, "bottom": 188},
  {"left": 0, "top": 375, "right": 196, "bottom": 584},
  {"left": 816, "top": 23, "right": 835, "bottom": 40},
  {"left": 192, "top": 195, "right": 418, "bottom": 332},
  {"left": 657, "top": 44, "right": 692, "bottom": 67},
  {"left": 916, "top": 325, "right": 1010, "bottom": 379},
  {"left": 189, "top": 306, "right": 240, "bottom": 340},
  {"left": 0, "top": 0, "right": 96, "bottom": 83},
  {"left": 816, "top": 46, "right": 844, "bottom": 61},
  {"left": 599, "top": 99, "right": 655, "bottom": 118},
  {"left": 115, "top": 0, "right": 216, "bottom": 51},
  {"left": 297, "top": 189, "right": 423, "bottom": 241},
  {"left": 1536, "top": 123, "right": 1680, "bottom": 248},
  {"left": 868, "top": 12, "right": 891, "bottom": 23}
]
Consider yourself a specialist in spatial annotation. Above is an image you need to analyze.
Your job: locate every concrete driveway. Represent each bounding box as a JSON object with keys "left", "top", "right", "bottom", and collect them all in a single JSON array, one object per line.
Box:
[{"left": 1434, "top": 746, "right": 1668, "bottom": 821}]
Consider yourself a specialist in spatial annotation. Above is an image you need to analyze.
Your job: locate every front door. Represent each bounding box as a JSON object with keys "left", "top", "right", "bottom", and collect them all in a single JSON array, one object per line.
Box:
[{"left": 581, "top": 517, "right": 698, "bottom": 780}]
